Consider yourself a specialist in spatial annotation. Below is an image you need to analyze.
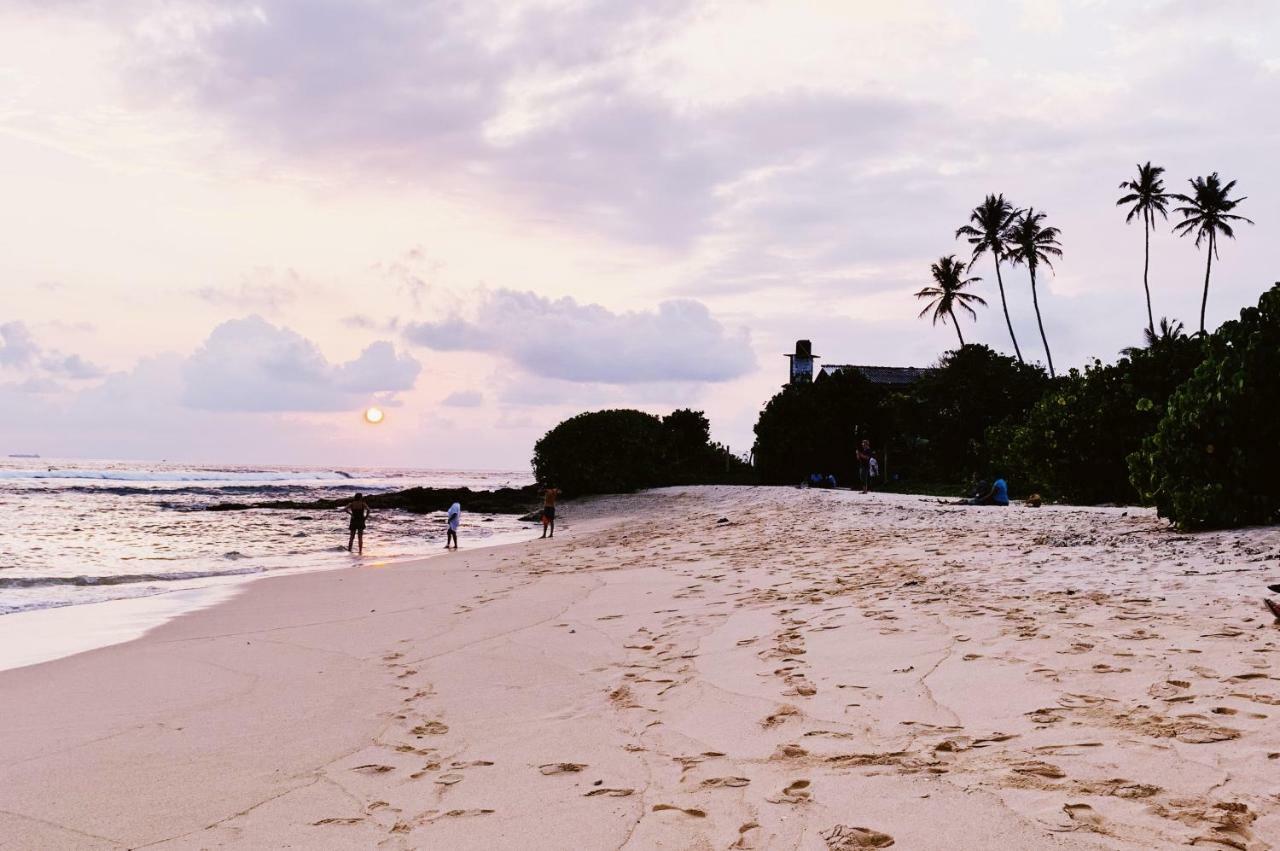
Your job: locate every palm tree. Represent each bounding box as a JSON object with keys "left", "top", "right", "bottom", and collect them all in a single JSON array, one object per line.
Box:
[
  {"left": 1121, "top": 317, "right": 1186, "bottom": 357},
  {"left": 915, "top": 255, "right": 987, "bottom": 347},
  {"left": 1005, "top": 207, "right": 1062, "bottom": 378},
  {"left": 1116, "top": 162, "right": 1171, "bottom": 337},
  {"left": 1171, "top": 173, "right": 1254, "bottom": 335},
  {"left": 956, "top": 194, "right": 1023, "bottom": 362}
]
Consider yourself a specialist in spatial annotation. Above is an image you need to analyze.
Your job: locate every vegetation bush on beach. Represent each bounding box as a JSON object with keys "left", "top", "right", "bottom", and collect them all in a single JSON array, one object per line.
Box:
[
  {"left": 1129, "top": 284, "right": 1280, "bottom": 529},
  {"left": 751, "top": 345, "right": 1045, "bottom": 489},
  {"left": 752, "top": 368, "right": 892, "bottom": 486},
  {"left": 993, "top": 327, "right": 1203, "bottom": 504},
  {"left": 904, "top": 346, "right": 1048, "bottom": 485},
  {"left": 532, "top": 408, "right": 750, "bottom": 496}
]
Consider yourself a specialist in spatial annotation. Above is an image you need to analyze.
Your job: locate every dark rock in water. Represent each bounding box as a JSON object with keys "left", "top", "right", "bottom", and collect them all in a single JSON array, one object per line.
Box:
[{"left": 208, "top": 485, "right": 541, "bottom": 516}]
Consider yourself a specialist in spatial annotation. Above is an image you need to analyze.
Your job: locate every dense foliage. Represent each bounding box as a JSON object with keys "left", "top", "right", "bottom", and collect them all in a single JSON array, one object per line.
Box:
[
  {"left": 752, "top": 345, "right": 1046, "bottom": 487},
  {"left": 993, "top": 332, "right": 1202, "bottom": 504},
  {"left": 532, "top": 408, "right": 749, "bottom": 496},
  {"left": 1130, "top": 284, "right": 1280, "bottom": 529},
  {"left": 752, "top": 368, "right": 891, "bottom": 485},
  {"left": 905, "top": 346, "right": 1048, "bottom": 485}
]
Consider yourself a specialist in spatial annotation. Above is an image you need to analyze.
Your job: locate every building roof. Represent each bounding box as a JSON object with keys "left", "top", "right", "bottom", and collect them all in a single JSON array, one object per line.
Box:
[{"left": 818, "top": 364, "right": 934, "bottom": 385}]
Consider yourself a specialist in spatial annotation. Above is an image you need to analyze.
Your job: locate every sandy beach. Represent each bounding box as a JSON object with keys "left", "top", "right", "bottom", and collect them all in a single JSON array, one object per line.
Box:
[{"left": 3, "top": 486, "right": 1278, "bottom": 849}]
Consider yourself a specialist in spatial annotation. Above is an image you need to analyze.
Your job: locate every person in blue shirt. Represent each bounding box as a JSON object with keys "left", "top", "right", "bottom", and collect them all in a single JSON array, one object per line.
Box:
[{"left": 971, "top": 476, "right": 1010, "bottom": 506}]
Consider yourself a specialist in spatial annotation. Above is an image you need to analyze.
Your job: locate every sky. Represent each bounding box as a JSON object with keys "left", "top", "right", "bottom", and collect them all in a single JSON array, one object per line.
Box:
[{"left": 2, "top": 0, "right": 1278, "bottom": 471}]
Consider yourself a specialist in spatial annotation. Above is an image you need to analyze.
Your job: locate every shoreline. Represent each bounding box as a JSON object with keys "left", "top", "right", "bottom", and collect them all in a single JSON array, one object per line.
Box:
[
  {"left": 0, "top": 525, "right": 538, "bottom": 673},
  {"left": 3, "top": 487, "right": 1278, "bottom": 849}
]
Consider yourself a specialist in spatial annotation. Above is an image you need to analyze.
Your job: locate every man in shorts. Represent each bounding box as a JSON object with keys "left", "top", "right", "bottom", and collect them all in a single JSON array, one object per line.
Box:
[
  {"left": 345, "top": 493, "right": 370, "bottom": 553},
  {"left": 541, "top": 486, "right": 561, "bottom": 539}
]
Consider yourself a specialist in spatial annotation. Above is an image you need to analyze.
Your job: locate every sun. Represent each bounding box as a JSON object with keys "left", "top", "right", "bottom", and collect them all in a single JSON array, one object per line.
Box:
[{"left": 363, "top": 406, "right": 385, "bottom": 425}]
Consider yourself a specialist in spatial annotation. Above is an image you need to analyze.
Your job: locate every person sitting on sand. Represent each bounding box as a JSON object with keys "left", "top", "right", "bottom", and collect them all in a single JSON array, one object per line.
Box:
[
  {"left": 445, "top": 502, "right": 460, "bottom": 549},
  {"left": 856, "top": 439, "right": 873, "bottom": 493},
  {"left": 345, "top": 494, "right": 370, "bottom": 553},
  {"left": 541, "top": 486, "right": 561, "bottom": 539},
  {"left": 970, "top": 475, "right": 1010, "bottom": 506}
]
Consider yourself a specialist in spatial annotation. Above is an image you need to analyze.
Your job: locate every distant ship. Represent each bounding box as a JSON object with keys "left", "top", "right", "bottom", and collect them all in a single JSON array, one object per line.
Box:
[{"left": 8, "top": 453, "right": 40, "bottom": 458}]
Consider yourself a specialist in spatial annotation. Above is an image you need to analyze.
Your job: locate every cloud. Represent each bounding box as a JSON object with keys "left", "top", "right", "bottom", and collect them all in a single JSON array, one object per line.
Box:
[
  {"left": 404, "top": 290, "right": 754, "bottom": 384},
  {"left": 182, "top": 316, "right": 420, "bottom": 411},
  {"left": 193, "top": 268, "right": 305, "bottom": 311},
  {"left": 441, "top": 389, "right": 483, "bottom": 407},
  {"left": 0, "top": 322, "right": 40, "bottom": 368},
  {"left": 340, "top": 314, "right": 400, "bottom": 332},
  {"left": 120, "top": 1, "right": 922, "bottom": 248},
  {"left": 1, "top": 320, "right": 104, "bottom": 379},
  {"left": 42, "top": 352, "right": 104, "bottom": 379}
]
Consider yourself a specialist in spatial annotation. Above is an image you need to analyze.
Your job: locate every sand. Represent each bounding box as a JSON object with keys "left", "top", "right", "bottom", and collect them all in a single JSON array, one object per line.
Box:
[{"left": 2, "top": 486, "right": 1279, "bottom": 849}]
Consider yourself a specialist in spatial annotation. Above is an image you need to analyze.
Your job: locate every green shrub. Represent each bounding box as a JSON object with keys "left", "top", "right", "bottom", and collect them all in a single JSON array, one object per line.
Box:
[
  {"left": 994, "top": 332, "right": 1202, "bottom": 504},
  {"left": 751, "top": 345, "right": 1045, "bottom": 489},
  {"left": 907, "top": 345, "right": 1048, "bottom": 484},
  {"left": 1130, "top": 284, "right": 1280, "bottom": 528},
  {"left": 752, "top": 368, "right": 890, "bottom": 485},
  {"left": 532, "top": 408, "right": 751, "bottom": 496}
]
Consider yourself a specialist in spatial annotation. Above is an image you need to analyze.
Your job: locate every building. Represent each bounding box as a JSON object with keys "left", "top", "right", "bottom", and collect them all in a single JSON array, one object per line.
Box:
[{"left": 785, "top": 339, "right": 933, "bottom": 387}]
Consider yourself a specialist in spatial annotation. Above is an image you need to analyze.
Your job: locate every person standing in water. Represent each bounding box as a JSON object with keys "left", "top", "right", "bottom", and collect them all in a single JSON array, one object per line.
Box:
[
  {"left": 345, "top": 493, "right": 370, "bottom": 553},
  {"left": 445, "top": 502, "right": 460, "bottom": 549},
  {"left": 541, "top": 486, "right": 561, "bottom": 539}
]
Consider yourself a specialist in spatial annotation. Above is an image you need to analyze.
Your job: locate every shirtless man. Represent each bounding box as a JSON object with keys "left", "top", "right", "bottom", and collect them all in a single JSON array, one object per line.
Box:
[{"left": 541, "top": 486, "right": 561, "bottom": 539}]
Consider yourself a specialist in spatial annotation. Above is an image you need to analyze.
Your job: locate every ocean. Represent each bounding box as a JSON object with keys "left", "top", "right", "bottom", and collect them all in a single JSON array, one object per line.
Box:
[{"left": 0, "top": 458, "right": 534, "bottom": 618}]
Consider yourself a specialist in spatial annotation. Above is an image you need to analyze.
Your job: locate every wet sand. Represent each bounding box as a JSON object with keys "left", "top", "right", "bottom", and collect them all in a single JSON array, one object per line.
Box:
[{"left": 2, "top": 486, "right": 1278, "bottom": 849}]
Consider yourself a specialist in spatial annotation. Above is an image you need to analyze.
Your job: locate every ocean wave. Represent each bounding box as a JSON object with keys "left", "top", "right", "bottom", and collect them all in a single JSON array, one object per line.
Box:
[
  {"left": 0, "top": 566, "right": 266, "bottom": 588},
  {"left": 56, "top": 484, "right": 336, "bottom": 495},
  {"left": 0, "top": 469, "right": 363, "bottom": 484}
]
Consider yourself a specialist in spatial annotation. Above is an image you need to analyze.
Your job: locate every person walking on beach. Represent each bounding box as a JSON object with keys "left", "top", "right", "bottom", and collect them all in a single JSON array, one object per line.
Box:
[
  {"left": 856, "top": 439, "right": 873, "bottom": 493},
  {"left": 541, "top": 486, "right": 561, "bottom": 539},
  {"left": 345, "top": 493, "right": 370, "bottom": 553},
  {"left": 445, "top": 502, "right": 460, "bottom": 549}
]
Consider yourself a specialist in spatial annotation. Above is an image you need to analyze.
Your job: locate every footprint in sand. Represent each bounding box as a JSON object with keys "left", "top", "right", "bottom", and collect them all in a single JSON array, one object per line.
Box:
[
  {"left": 312, "top": 817, "right": 364, "bottom": 826},
  {"left": 435, "top": 773, "right": 464, "bottom": 785},
  {"left": 762, "top": 705, "right": 799, "bottom": 728},
  {"left": 539, "top": 763, "right": 587, "bottom": 775},
  {"left": 411, "top": 721, "right": 449, "bottom": 736},
  {"left": 1011, "top": 760, "right": 1066, "bottom": 779},
  {"left": 731, "top": 822, "right": 761, "bottom": 850},
  {"left": 351, "top": 764, "right": 395, "bottom": 774},
  {"left": 767, "top": 779, "right": 812, "bottom": 804},
  {"left": 584, "top": 788, "right": 635, "bottom": 797},
  {"left": 1061, "top": 803, "right": 1105, "bottom": 832},
  {"left": 418, "top": 809, "right": 497, "bottom": 823},
  {"left": 700, "top": 776, "right": 750, "bottom": 788},
  {"left": 822, "top": 824, "right": 896, "bottom": 849},
  {"left": 652, "top": 804, "right": 707, "bottom": 817}
]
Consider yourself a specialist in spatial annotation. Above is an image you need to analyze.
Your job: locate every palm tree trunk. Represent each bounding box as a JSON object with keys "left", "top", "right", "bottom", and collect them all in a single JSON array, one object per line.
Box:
[
  {"left": 1142, "top": 214, "right": 1154, "bottom": 337},
  {"left": 1199, "top": 232, "right": 1214, "bottom": 335},
  {"left": 993, "top": 258, "right": 1023, "bottom": 363},
  {"left": 1030, "top": 266, "right": 1055, "bottom": 378},
  {"left": 950, "top": 309, "right": 965, "bottom": 347}
]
